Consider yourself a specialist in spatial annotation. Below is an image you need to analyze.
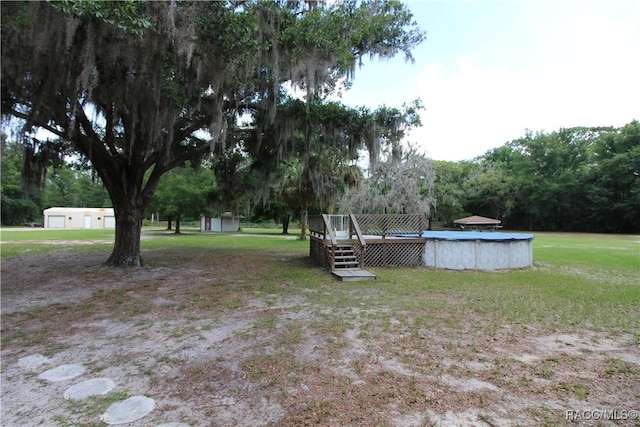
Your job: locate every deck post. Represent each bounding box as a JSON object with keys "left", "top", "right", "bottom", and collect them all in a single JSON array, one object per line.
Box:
[
  {"left": 322, "top": 214, "right": 338, "bottom": 271},
  {"left": 331, "top": 244, "right": 336, "bottom": 271}
]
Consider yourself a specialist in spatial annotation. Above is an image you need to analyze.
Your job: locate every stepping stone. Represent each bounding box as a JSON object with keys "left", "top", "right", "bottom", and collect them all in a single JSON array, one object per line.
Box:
[
  {"left": 100, "top": 396, "right": 155, "bottom": 425},
  {"left": 63, "top": 378, "right": 116, "bottom": 400},
  {"left": 38, "top": 364, "right": 85, "bottom": 382},
  {"left": 18, "top": 354, "right": 51, "bottom": 369}
]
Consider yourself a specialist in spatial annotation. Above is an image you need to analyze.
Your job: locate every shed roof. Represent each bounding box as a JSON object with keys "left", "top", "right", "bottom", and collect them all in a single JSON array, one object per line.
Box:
[
  {"left": 453, "top": 215, "right": 501, "bottom": 225},
  {"left": 43, "top": 207, "right": 114, "bottom": 214}
]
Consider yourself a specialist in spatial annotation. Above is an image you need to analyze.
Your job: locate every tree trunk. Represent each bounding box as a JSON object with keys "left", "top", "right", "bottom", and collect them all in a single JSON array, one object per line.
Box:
[
  {"left": 105, "top": 201, "right": 144, "bottom": 267},
  {"left": 174, "top": 214, "right": 181, "bottom": 234},
  {"left": 327, "top": 198, "right": 335, "bottom": 214},
  {"left": 282, "top": 214, "right": 290, "bottom": 234},
  {"left": 299, "top": 204, "right": 308, "bottom": 240}
]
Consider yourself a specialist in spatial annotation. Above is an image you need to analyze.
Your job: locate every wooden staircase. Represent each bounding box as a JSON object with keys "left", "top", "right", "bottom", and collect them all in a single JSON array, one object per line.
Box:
[
  {"left": 314, "top": 214, "right": 376, "bottom": 281},
  {"left": 331, "top": 243, "right": 376, "bottom": 282},
  {"left": 333, "top": 244, "right": 359, "bottom": 269}
]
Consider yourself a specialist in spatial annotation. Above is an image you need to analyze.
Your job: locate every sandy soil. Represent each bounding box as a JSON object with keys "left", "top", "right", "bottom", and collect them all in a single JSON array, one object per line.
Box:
[{"left": 1, "top": 245, "right": 639, "bottom": 426}]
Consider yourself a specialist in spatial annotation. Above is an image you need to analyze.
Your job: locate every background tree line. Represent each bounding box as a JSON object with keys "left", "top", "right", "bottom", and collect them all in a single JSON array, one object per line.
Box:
[
  {"left": 432, "top": 121, "right": 640, "bottom": 233},
  {"left": 3, "top": 120, "right": 638, "bottom": 233}
]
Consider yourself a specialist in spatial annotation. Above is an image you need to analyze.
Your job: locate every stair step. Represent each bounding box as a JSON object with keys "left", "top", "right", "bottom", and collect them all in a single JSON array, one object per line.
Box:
[
  {"left": 330, "top": 243, "right": 360, "bottom": 270},
  {"left": 332, "top": 268, "right": 377, "bottom": 281}
]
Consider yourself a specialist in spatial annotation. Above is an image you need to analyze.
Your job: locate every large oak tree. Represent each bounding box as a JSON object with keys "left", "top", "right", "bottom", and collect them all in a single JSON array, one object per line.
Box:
[{"left": 1, "top": 0, "right": 423, "bottom": 265}]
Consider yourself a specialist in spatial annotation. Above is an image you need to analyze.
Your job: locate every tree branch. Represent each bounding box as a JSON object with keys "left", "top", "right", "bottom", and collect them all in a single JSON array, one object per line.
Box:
[
  {"left": 72, "top": 103, "right": 120, "bottom": 172},
  {"left": 8, "top": 108, "right": 66, "bottom": 138}
]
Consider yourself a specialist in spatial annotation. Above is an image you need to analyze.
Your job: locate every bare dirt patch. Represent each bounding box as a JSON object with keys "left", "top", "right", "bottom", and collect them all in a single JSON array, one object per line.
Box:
[{"left": 1, "top": 248, "right": 639, "bottom": 426}]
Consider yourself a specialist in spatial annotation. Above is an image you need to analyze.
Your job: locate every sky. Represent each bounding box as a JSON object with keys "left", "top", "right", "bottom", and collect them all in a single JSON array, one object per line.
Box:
[{"left": 338, "top": 0, "right": 640, "bottom": 161}]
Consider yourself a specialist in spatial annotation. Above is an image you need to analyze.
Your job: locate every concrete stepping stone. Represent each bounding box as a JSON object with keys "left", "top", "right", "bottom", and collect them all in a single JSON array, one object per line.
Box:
[
  {"left": 63, "top": 378, "right": 116, "bottom": 400},
  {"left": 100, "top": 395, "right": 155, "bottom": 424},
  {"left": 38, "top": 364, "right": 85, "bottom": 382},
  {"left": 18, "top": 354, "right": 51, "bottom": 369}
]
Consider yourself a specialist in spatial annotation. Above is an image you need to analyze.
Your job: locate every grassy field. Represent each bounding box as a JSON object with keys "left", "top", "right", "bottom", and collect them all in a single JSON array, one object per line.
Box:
[
  {"left": 1, "top": 228, "right": 639, "bottom": 426},
  {"left": 2, "top": 228, "right": 638, "bottom": 334},
  {"left": 2, "top": 228, "right": 638, "bottom": 332}
]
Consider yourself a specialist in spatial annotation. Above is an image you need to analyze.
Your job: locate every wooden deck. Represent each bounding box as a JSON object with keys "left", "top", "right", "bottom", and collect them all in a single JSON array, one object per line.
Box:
[
  {"left": 309, "top": 214, "right": 427, "bottom": 275},
  {"left": 332, "top": 268, "right": 377, "bottom": 282}
]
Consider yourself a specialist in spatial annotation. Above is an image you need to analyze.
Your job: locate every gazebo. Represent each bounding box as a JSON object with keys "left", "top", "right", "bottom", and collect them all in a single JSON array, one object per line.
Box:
[{"left": 454, "top": 215, "right": 502, "bottom": 231}]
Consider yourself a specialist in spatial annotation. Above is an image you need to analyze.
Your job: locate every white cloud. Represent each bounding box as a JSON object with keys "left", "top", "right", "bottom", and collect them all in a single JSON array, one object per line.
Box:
[
  {"left": 410, "top": 56, "right": 536, "bottom": 161},
  {"left": 408, "top": 4, "right": 640, "bottom": 162},
  {"left": 411, "top": 46, "right": 640, "bottom": 161}
]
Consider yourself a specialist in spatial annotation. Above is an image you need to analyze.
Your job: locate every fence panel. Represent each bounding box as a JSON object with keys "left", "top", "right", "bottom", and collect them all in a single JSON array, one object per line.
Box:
[
  {"left": 354, "top": 214, "right": 426, "bottom": 236},
  {"left": 364, "top": 241, "right": 424, "bottom": 267}
]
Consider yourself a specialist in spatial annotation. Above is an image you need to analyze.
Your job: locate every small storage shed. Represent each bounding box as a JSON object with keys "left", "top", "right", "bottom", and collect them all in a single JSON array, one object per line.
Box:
[
  {"left": 43, "top": 207, "right": 115, "bottom": 229},
  {"left": 200, "top": 212, "right": 242, "bottom": 232}
]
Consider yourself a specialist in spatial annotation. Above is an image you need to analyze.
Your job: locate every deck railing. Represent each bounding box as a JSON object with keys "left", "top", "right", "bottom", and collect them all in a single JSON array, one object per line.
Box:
[
  {"left": 321, "top": 215, "right": 338, "bottom": 270},
  {"left": 351, "top": 214, "right": 426, "bottom": 237},
  {"left": 310, "top": 214, "right": 426, "bottom": 237},
  {"left": 308, "top": 215, "right": 326, "bottom": 238}
]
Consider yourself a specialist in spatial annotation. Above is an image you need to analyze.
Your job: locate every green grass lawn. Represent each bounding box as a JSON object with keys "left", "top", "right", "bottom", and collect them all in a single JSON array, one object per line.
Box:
[
  {"left": 534, "top": 232, "right": 639, "bottom": 270},
  {"left": 3, "top": 227, "right": 636, "bottom": 334},
  {"left": 0, "top": 227, "right": 117, "bottom": 241},
  {"left": 0, "top": 226, "right": 303, "bottom": 257},
  {"left": 2, "top": 228, "right": 638, "bottom": 333}
]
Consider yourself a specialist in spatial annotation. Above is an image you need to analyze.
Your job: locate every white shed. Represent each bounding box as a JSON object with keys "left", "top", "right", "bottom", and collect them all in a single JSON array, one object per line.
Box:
[
  {"left": 43, "top": 207, "right": 115, "bottom": 229},
  {"left": 200, "top": 212, "right": 242, "bottom": 232}
]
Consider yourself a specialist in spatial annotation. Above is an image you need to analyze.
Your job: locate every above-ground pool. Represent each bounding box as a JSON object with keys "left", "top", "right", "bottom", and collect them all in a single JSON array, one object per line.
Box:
[{"left": 420, "top": 231, "right": 534, "bottom": 270}]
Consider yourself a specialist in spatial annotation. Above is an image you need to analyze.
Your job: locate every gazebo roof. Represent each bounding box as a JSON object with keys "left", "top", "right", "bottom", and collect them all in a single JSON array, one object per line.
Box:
[{"left": 453, "top": 215, "right": 501, "bottom": 225}]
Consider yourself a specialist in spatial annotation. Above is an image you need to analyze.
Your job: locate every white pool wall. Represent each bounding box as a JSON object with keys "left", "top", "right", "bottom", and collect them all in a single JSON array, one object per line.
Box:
[{"left": 421, "top": 232, "right": 534, "bottom": 270}]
